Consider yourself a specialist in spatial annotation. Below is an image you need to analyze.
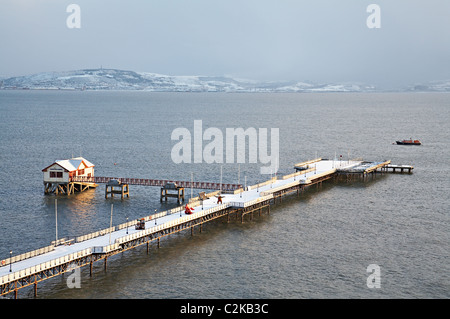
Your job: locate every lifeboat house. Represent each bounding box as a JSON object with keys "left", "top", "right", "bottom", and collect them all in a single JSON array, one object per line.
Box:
[{"left": 42, "top": 157, "right": 97, "bottom": 195}]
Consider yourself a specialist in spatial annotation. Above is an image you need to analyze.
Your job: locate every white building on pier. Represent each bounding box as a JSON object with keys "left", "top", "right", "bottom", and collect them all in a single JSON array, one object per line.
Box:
[{"left": 42, "top": 157, "right": 96, "bottom": 195}]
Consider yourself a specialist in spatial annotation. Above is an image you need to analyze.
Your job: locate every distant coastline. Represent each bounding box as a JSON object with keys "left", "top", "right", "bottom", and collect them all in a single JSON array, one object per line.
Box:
[{"left": 0, "top": 68, "right": 449, "bottom": 93}]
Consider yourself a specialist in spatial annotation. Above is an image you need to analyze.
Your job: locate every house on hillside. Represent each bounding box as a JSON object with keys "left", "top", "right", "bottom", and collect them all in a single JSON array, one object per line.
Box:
[{"left": 42, "top": 157, "right": 96, "bottom": 195}]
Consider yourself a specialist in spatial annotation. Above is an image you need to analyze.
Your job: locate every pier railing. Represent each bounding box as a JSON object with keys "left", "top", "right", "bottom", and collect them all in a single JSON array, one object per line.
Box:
[
  {"left": 1, "top": 245, "right": 55, "bottom": 268},
  {"left": 71, "top": 176, "right": 242, "bottom": 191},
  {"left": 282, "top": 167, "right": 316, "bottom": 180},
  {"left": 76, "top": 226, "right": 116, "bottom": 243},
  {"left": 260, "top": 181, "right": 301, "bottom": 196},
  {"left": 0, "top": 247, "right": 92, "bottom": 286},
  {"left": 229, "top": 194, "right": 274, "bottom": 208},
  {"left": 247, "top": 177, "right": 278, "bottom": 190},
  {"left": 114, "top": 203, "right": 229, "bottom": 245}
]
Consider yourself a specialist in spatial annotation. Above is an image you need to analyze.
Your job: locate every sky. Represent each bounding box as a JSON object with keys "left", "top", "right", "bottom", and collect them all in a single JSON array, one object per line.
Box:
[{"left": 1, "top": 0, "right": 449, "bottom": 89}]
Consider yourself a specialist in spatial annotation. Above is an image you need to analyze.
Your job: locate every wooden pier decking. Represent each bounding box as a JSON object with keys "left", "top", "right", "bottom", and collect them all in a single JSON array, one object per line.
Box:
[{"left": 1, "top": 158, "right": 411, "bottom": 298}]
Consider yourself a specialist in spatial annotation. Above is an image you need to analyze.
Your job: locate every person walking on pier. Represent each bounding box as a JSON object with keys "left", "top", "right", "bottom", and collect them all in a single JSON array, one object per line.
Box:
[{"left": 217, "top": 194, "right": 223, "bottom": 204}]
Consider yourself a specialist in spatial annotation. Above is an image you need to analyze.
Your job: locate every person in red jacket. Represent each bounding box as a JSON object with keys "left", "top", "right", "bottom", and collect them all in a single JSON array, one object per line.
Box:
[{"left": 185, "top": 204, "right": 194, "bottom": 214}]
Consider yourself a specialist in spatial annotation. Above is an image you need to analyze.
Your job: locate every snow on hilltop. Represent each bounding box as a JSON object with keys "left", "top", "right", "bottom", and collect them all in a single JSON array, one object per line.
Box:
[
  {"left": 0, "top": 68, "right": 377, "bottom": 92},
  {"left": 405, "top": 80, "right": 450, "bottom": 92}
]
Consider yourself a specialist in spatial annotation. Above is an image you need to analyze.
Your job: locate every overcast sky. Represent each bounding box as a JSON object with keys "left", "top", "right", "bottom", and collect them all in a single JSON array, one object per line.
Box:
[{"left": 1, "top": 0, "right": 449, "bottom": 88}]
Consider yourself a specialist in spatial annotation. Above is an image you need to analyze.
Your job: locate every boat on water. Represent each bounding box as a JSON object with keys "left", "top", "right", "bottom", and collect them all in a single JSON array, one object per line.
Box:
[{"left": 396, "top": 139, "right": 421, "bottom": 145}]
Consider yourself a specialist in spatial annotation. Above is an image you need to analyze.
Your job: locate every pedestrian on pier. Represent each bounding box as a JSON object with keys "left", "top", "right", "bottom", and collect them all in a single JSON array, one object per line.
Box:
[{"left": 185, "top": 204, "right": 194, "bottom": 215}]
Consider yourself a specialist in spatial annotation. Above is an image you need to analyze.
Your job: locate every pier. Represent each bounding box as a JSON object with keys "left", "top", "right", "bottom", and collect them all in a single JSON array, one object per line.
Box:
[
  {"left": 71, "top": 176, "right": 242, "bottom": 200},
  {"left": 42, "top": 157, "right": 98, "bottom": 196},
  {"left": 1, "top": 157, "right": 412, "bottom": 298}
]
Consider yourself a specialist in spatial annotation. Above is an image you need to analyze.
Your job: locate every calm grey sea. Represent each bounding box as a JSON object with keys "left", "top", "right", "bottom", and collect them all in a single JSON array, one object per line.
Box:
[{"left": 0, "top": 91, "right": 448, "bottom": 298}]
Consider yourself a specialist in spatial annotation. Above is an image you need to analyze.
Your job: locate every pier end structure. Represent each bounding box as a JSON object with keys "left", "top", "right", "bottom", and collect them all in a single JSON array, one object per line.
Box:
[{"left": 42, "top": 157, "right": 97, "bottom": 195}]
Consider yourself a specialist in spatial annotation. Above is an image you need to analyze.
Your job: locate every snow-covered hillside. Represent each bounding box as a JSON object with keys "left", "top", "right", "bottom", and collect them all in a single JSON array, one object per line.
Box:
[
  {"left": 0, "top": 69, "right": 378, "bottom": 92},
  {"left": 405, "top": 80, "right": 450, "bottom": 92}
]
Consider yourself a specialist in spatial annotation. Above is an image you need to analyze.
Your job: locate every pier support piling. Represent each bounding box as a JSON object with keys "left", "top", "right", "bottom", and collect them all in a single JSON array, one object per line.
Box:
[
  {"left": 105, "top": 183, "right": 129, "bottom": 200},
  {"left": 160, "top": 186, "right": 185, "bottom": 204}
]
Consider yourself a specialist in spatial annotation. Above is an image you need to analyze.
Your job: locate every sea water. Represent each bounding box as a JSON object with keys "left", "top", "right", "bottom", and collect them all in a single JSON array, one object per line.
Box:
[{"left": 0, "top": 91, "right": 448, "bottom": 298}]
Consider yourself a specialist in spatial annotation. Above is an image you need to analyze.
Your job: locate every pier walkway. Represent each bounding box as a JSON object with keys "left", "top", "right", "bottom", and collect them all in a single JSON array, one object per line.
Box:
[
  {"left": 71, "top": 176, "right": 242, "bottom": 191},
  {"left": 0, "top": 158, "right": 408, "bottom": 298}
]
